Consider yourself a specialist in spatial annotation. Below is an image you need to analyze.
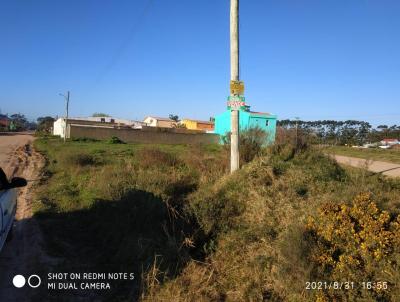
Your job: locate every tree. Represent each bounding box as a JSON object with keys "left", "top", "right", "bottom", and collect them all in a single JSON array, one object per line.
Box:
[
  {"left": 37, "top": 116, "right": 55, "bottom": 133},
  {"left": 92, "top": 113, "right": 110, "bottom": 117},
  {"left": 169, "top": 114, "right": 179, "bottom": 122},
  {"left": 276, "top": 119, "right": 400, "bottom": 145},
  {"left": 9, "top": 114, "right": 28, "bottom": 131},
  {"left": 356, "top": 121, "right": 371, "bottom": 145}
]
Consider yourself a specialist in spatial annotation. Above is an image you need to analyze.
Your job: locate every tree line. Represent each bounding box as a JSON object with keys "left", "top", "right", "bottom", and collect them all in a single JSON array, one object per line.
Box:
[
  {"left": 2, "top": 112, "right": 399, "bottom": 146},
  {"left": 0, "top": 113, "right": 110, "bottom": 133},
  {"left": 0, "top": 113, "right": 37, "bottom": 131},
  {"left": 278, "top": 119, "right": 400, "bottom": 145}
]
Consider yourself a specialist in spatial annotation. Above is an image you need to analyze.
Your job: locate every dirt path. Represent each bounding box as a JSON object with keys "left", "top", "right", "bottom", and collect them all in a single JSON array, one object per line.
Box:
[
  {"left": 333, "top": 154, "right": 400, "bottom": 178},
  {"left": 0, "top": 134, "right": 50, "bottom": 301},
  {"left": 0, "top": 133, "right": 34, "bottom": 178}
]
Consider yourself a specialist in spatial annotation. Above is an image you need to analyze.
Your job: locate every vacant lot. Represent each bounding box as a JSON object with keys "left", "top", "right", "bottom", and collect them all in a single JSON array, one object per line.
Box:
[
  {"left": 33, "top": 138, "right": 227, "bottom": 301},
  {"left": 326, "top": 145, "right": 400, "bottom": 164},
  {"left": 33, "top": 138, "right": 400, "bottom": 302}
]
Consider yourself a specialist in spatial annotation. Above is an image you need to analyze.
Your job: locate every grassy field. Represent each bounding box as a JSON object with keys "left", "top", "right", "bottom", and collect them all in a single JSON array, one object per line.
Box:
[
  {"left": 33, "top": 137, "right": 400, "bottom": 301},
  {"left": 33, "top": 138, "right": 228, "bottom": 301},
  {"left": 325, "top": 145, "right": 400, "bottom": 164}
]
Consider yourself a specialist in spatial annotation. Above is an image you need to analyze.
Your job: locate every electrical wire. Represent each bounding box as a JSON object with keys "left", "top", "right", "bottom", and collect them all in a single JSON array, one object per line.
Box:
[
  {"left": 284, "top": 113, "right": 400, "bottom": 121},
  {"left": 95, "top": 0, "right": 154, "bottom": 83}
]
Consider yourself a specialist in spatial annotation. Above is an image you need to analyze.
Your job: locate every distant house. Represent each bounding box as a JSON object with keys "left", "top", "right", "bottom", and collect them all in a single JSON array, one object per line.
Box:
[
  {"left": 180, "top": 119, "right": 214, "bottom": 132},
  {"left": 214, "top": 107, "right": 277, "bottom": 144},
  {"left": 68, "top": 116, "right": 143, "bottom": 126},
  {"left": 362, "top": 142, "right": 379, "bottom": 148},
  {"left": 143, "top": 116, "right": 176, "bottom": 128},
  {"left": 0, "top": 114, "right": 10, "bottom": 129},
  {"left": 380, "top": 138, "right": 399, "bottom": 146},
  {"left": 53, "top": 117, "right": 144, "bottom": 138}
]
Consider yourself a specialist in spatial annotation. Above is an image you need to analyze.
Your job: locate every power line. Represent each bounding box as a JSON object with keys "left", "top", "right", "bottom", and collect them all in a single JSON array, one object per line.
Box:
[
  {"left": 95, "top": 0, "right": 154, "bottom": 83},
  {"left": 281, "top": 113, "right": 400, "bottom": 120}
]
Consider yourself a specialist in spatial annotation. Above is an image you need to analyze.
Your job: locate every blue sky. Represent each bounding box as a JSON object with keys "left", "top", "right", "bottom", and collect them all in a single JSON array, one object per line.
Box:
[{"left": 1, "top": 0, "right": 399, "bottom": 126}]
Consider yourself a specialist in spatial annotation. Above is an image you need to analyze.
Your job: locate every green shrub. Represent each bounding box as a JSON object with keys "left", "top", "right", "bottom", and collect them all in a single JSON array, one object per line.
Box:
[
  {"left": 239, "top": 127, "right": 268, "bottom": 163},
  {"left": 295, "top": 150, "right": 346, "bottom": 182},
  {"left": 108, "top": 136, "right": 125, "bottom": 144},
  {"left": 275, "top": 126, "right": 309, "bottom": 152},
  {"left": 222, "top": 127, "right": 268, "bottom": 164},
  {"left": 72, "top": 137, "right": 99, "bottom": 142},
  {"left": 34, "top": 132, "right": 59, "bottom": 138},
  {"left": 188, "top": 179, "right": 247, "bottom": 236},
  {"left": 60, "top": 152, "right": 99, "bottom": 167}
]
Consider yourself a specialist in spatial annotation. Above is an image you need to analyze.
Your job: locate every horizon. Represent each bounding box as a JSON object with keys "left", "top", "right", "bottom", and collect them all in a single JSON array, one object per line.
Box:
[{"left": 1, "top": 111, "right": 398, "bottom": 129}]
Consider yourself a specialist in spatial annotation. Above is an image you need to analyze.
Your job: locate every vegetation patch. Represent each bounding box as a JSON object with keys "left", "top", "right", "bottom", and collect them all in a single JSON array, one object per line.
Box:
[
  {"left": 306, "top": 193, "right": 400, "bottom": 301},
  {"left": 33, "top": 137, "right": 400, "bottom": 302},
  {"left": 33, "top": 138, "right": 227, "bottom": 301},
  {"left": 142, "top": 145, "right": 400, "bottom": 302},
  {"left": 108, "top": 136, "right": 125, "bottom": 144},
  {"left": 61, "top": 152, "right": 99, "bottom": 167},
  {"left": 326, "top": 145, "right": 400, "bottom": 164}
]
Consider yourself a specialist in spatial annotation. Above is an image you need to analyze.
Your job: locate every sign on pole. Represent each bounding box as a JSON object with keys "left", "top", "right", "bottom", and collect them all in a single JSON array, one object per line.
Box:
[
  {"left": 230, "top": 80, "right": 245, "bottom": 95},
  {"left": 227, "top": 95, "right": 246, "bottom": 110}
]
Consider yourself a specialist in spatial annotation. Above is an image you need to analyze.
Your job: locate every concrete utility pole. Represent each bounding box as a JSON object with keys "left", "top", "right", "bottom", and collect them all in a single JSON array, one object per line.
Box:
[
  {"left": 59, "top": 91, "right": 70, "bottom": 143},
  {"left": 65, "top": 91, "right": 69, "bottom": 143},
  {"left": 294, "top": 116, "right": 300, "bottom": 147},
  {"left": 230, "top": 0, "right": 240, "bottom": 173}
]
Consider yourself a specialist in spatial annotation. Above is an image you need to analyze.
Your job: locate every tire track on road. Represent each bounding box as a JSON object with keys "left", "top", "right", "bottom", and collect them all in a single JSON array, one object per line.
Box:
[{"left": 0, "top": 143, "right": 52, "bottom": 301}]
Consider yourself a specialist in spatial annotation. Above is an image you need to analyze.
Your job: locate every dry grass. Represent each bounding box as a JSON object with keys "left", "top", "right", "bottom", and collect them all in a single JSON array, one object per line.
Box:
[
  {"left": 142, "top": 146, "right": 400, "bottom": 302},
  {"left": 33, "top": 138, "right": 400, "bottom": 302},
  {"left": 325, "top": 145, "right": 400, "bottom": 164},
  {"left": 136, "top": 148, "right": 181, "bottom": 169}
]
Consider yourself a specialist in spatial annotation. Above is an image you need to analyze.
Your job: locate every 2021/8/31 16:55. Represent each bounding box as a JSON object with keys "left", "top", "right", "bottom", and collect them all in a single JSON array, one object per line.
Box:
[{"left": 305, "top": 281, "right": 388, "bottom": 291}]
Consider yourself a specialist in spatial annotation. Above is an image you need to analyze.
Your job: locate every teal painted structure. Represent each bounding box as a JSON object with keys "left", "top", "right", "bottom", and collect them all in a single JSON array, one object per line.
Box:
[{"left": 214, "top": 107, "right": 277, "bottom": 144}]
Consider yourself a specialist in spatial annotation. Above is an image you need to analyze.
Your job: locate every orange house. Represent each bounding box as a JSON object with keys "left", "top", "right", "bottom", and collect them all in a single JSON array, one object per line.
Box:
[{"left": 180, "top": 119, "right": 214, "bottom": 132}]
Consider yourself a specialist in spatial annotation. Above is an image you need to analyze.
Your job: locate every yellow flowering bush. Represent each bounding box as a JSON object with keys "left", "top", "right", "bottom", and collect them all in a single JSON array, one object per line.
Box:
[{"left": 306, "top": 193, "right": 400, "bottom": 301}]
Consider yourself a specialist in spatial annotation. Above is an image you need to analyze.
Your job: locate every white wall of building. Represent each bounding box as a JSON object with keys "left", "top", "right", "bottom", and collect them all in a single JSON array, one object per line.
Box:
[
  {"left": 53, "top": 118, "right": 66, "bottom": 138},
  {"left": 68, "top": 116, "right": 143, "bottom": 127},
  {"left": 53, "top": 117, "right": 144, "bottom": 138},
  {"left": 143, "top": 117, "right": 158, "bottom": 127}
]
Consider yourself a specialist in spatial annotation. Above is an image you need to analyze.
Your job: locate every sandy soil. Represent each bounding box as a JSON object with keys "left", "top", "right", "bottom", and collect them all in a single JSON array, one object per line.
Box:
[
  {"left": 0, "top": 133, "right": 50, "bottom": 301},
  {"left": 333, "top": 154, "right": 400, "bottom": 178},
  {"left": 0, "top": 133, "right": 34, "bottom": 178}
]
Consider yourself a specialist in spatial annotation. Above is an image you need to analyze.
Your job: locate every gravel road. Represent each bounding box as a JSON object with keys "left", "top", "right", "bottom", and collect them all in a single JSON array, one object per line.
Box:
[
  {"left": 0, "top": 133, "right": 49, "bottom": 301},
  {"left": 333, "top": 154, "right": 400, "bottom": 178},
  {"left": 0, "top": 133, "right": 34, "bottom": 178}
]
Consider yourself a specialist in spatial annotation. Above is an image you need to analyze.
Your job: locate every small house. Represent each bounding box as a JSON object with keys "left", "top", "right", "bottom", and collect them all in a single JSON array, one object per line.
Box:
[
  {"left": 53, "top": 117, "right": 144, "bottom": 138},
  {"left": 380, "top": 138, "right": 399, "bottom": 146},
  {"left": 180, "top": 119, "right": 214, "bottom": 132},
  {"left": 143, "top": 116, "right": 176, "bottom": 128},
  {"left": 0, "top": 115, "right": 10, "bottom": 130},
  {"left": 214, "top": 105, "right": 277, "bottom": 144}
]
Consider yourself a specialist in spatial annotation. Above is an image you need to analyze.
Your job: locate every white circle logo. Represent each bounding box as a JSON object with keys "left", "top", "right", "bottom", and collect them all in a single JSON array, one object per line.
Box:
[
  {"left": 13, "top": 275, "right": 26, "bottom": 288},
  {"left": 28, "top": 275, "right": 41, "bottom": 288}
]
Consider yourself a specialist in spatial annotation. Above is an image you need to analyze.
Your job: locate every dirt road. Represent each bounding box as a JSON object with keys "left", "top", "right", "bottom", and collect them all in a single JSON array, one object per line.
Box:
[
  {"left": 333, "top": 154, "right": 400, "bottom": 178},
  {"left": 0, "top": 133, "right": 49, "bottom": 301},
  {"left": 0, "top": 133, "right": 34, "bottom": 178}
]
